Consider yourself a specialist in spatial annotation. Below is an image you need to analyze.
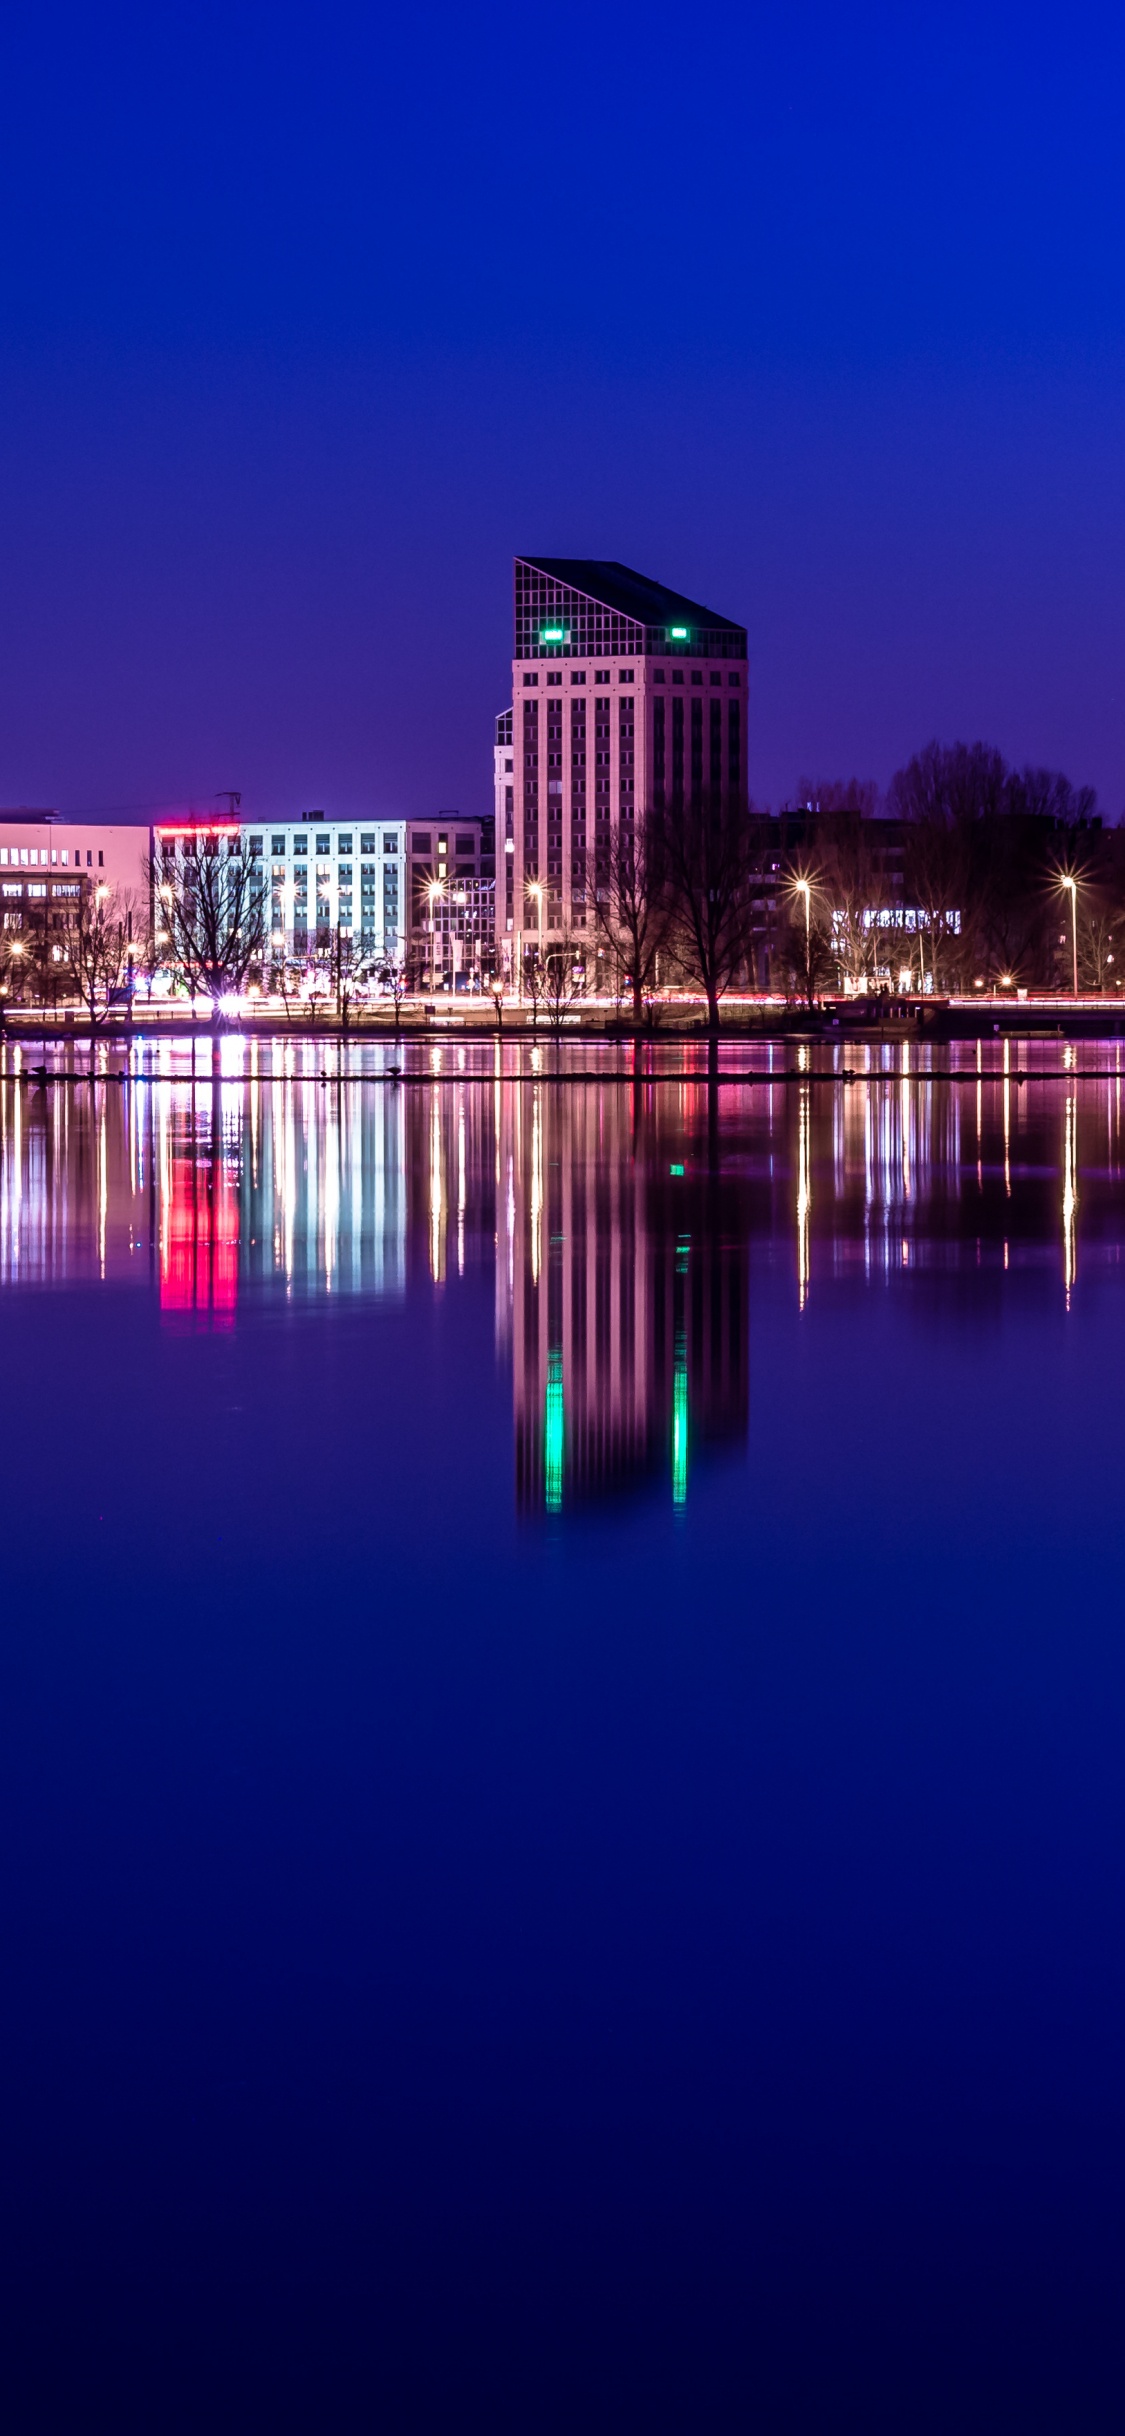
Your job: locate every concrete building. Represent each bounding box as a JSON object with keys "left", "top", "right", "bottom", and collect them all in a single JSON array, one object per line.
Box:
[
  {"left": 247, "top": 816, "right": 407, "bottom": 964},
  {"left": 153, "top": 815, "right": 408, "bottom": 967},
  {"left": 495, "top": 710, "right": 514, "bottom": 936},
  {"left": 0, "top": 810, "right": 149, "bottom": 935},
  {"left": 502, "top": 558, "right": 748, "bottom": 975},
  {"left": 406, "top": 815, "right": 496, "bottom": 988}
]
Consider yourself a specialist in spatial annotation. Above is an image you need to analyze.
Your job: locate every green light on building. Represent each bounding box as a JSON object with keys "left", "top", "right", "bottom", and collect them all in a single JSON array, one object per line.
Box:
[
  {"left": 539, "top": 625, "right": 569, "bottom": 644},
  {"left": 668, "top": 625, "right": 689, "bottom": 639},
  {"left": 672, "top": 1334, "right": 688, "bottom": 1508},
  {"left": 669, "top": 1163, "right": 684, "bottom": 1176},
  {"left": 544, "top": 1346, "right": 565, "bottom": 1512}
]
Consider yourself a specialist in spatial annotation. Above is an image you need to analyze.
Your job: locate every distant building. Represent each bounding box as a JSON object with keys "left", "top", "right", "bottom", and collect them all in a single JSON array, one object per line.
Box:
[
  {"left": 406, "top": 815, "right": 495, "bottom": 988},
  {"left": 494, "top": 709, "right": 514, "bottom": 936},
  {"left": 0, "top": 810, "right": 148, "bottom": 937},
  {"left": 153, "top": 815, "right": 408, "bottom": 967},
  {"left": 506, "top": 558, "right": 748, "bottom": 974}
]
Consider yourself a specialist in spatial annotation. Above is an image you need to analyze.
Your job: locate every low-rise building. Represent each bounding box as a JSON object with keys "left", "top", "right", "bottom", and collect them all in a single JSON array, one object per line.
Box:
[
  {"left": 406, "top": 815, "right": 496, "bottom": 988},
  {"left": 0, "top": 810, "right": 148, "bottom": 935},
  {"left": 246, "top": 815, "right": 407, "bottom": 964},
  {"left": 153, "top": 814, "right": 408, "bottom": 969}
]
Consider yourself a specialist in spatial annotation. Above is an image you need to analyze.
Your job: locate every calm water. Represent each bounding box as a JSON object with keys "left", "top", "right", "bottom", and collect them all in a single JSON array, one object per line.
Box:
[{"left": 3, "top": 1035, "right": 1125, "bottom": 2430}]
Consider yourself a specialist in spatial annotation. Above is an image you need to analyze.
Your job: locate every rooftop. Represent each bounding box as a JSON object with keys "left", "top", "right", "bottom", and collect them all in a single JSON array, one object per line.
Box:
[{"left": 517, "top": 558, "right": 745, "bottom": 635}]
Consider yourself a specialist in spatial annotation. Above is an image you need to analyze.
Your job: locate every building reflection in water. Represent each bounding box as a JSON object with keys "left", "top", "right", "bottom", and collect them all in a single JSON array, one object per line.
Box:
[
  {"left": 494, "top": 1079, "right": 749, "bottom": 1513},
  {"left": 1, "top": 1040, "right": 1124, "bottom": 1508}
]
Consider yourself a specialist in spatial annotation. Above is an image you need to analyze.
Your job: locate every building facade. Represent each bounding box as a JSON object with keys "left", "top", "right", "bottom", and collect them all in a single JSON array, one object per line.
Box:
[
  {"left": 152, "top": 816, "right": 408, "bottom": 969},
  {"left": 406, "top": 815, "right": 496, "bottom": 988},
  {"left": 503, "top": 558, "right": 748, "bottom": 974},
  {"left": 247, "top": 817, "right": 407, "bottom": 964},
  {"left": 0, "top": 811, "right": 149, "bottom": 935}
]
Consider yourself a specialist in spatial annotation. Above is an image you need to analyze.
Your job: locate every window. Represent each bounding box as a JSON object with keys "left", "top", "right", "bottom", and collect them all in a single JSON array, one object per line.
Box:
[
  {"left": 673, "top": 670, "right": 684, "bottom": 684},
  {"left": 691, "top": 671, "right": 703, "bottom": 686},
  {"left": 360, "top": 832, "right": 376, "bottom": 852},
  {"left": 27, "top": 882, "right": 46, "bottom": 897},
  {"left": 2, "top": 883, "right": 21, "bottom": 897},
  {"left": 98, "top": 850, "right": 104, "bottom": 864},
  {"left": 546, "top": 673, "right": 562, "bottom": 687},
  {"left": 316, "top": 834, "right": 330, "bottom": 854},
  {"left": 728, "top": 673, "right": 740, "bottom": 686},
  {"left": 523, "top": 672, "right": 538, "bottom": 686},
  {"left": 272, "top": 835, "right": 286, "bottom": 854},
  {"left": 456, "top": 836, "right": 474, "bottom": 856},
  {"left": 382, "top": 834, "right": 397, "bottom": 853},
  {"left": 654, "top": 668, "right": 666, "bottom": 682},
  {"left": 413, "top": 835, "right": 432, "bottom": 854},
  {"left": 249, "top": 834, "right": 263, "bottom": 852},
  {"left": 294, "top": 835, "right": 308, "bottom": 855},
  {"left": 52, "top": 882, "right": 80, "bottom": 898},
  {"left": 337, "top": 834, "right": 353, "bottom": 853},
  {"left": 570, "top": 671, "right": 585, "bottom": 685},
  {"left": 595, "top": 669, "right": 610, "bottom": 682},
  {"left": 710, "top": 672, "right": 722, "bottom": 685},
  {"left": 619, "top": 669, "right": 634, "bottom": 683}
]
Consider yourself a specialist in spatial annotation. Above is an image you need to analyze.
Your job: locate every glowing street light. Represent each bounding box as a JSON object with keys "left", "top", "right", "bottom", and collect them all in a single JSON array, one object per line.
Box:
[
  {"left": 1061, "top": 874, "right": 1079, "bottom": 999},
  {"left": 427, "top": 876, "right": 444, "bottom": 993}
]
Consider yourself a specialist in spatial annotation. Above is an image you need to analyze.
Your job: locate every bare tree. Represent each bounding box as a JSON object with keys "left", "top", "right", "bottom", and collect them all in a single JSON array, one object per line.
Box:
[
  {"left": 590, "top": 822, "right": 671, "bottom": 1028},
  {"left": 540, "top": 936, "right": 588, "bottom": 1038},
  {"left": 657, "top": 795, "right": 757, "bottom": 1033},
  {"left": 62, "top": 884, "right": 136, "bottom": 1027},
  {"left": 374, "top": 947, "right": 409, "bottom": 1044},
  {"left": 149, "top": 830, "right": 267, "bottom": 1011}
]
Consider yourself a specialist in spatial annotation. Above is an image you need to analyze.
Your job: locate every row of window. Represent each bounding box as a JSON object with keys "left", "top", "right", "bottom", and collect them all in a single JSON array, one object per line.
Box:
[
  {"left": 251, "top": 832, "right": 401, "bottom": 857},
  {"left": 0, "top": 845, "right": 102, "bottom": 867},
  {"left": 2, "top": 880, "right": 82, "bottom": 899},
  {"left": 522, "top": 668, "right": 741, "bottom": 689}
]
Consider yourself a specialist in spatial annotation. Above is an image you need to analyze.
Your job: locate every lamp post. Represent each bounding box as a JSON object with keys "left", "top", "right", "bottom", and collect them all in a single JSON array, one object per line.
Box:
[
  {"left": 427, "top": 878, "right": 443, "bottom": 995},
  {"left": 526, "top": 881, "right": 542, "bottom": 1006},
  {"left": 1062, "top": 875, "right": 1078, "bottom": 999},
  {"left": 797, "top": 878, "right": 810, "bottom": 996}
]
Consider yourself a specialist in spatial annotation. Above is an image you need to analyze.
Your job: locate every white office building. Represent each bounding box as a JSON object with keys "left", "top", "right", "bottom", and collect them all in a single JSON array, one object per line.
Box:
[{"left": 242, "top": 816, "right": 407, "bottom": 962}]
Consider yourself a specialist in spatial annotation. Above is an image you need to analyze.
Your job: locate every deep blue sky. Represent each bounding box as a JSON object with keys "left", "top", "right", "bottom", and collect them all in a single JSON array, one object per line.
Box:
[{"left": 2, "top": 1, "right": 1124, "bottom": 824}]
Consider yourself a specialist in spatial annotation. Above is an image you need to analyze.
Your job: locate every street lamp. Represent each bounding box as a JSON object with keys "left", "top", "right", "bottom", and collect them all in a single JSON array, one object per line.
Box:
[
  {"left": 524, "top": 881, "right": 543, "bottom": 1004},
  {"left": 1061, "top": 875, "right": 1078, "bottom": 999},
  {"left": 789, "top": 873, "right": 813, "bottom": 1004},
  {"left": 427, "top": 877, "right": 444, "bottom": 994}
]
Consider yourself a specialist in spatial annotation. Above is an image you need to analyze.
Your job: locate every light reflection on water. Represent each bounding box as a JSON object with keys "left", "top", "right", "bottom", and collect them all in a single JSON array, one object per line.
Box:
[{"left": 0, "top": 1033, "right": 1122, "bottom": 1508}]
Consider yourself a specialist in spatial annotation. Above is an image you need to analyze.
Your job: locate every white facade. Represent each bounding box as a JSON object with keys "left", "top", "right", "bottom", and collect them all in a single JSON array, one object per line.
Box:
[{"left": 241, "top": 817, "right": 407, "bottom": 962}]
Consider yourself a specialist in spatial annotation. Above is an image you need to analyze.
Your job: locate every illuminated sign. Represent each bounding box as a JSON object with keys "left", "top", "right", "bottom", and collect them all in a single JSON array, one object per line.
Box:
[
  {"left": 668, "top": 626, "right": 689, "bottom": 640},
  {"left": 539, "top": 625, "right": 570, "bottom": 644}
]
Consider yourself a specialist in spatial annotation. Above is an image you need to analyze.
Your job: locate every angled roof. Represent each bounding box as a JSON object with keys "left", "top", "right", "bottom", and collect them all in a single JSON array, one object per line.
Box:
[{"left": 517, "top": 558, "right": 744, "bottom": 635}]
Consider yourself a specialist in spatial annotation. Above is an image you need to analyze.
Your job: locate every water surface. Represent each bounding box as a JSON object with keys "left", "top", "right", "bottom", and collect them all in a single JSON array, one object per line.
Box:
[{"left": 2, "top": 1036, "right": 1124, "bottom": 2430}]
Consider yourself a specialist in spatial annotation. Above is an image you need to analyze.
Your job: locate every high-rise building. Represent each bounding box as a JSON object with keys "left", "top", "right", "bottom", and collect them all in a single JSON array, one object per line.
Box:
[{"left": 502, "top": 558, "right": 748, "bottom": 975}]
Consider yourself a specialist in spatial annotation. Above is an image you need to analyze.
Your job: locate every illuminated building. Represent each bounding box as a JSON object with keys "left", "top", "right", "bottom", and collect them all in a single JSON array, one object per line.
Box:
[
  {"left": 0, "top": 809, "right": 148, "bottom": 940},
  {"left": 505, "top": 558, "right": 748, "bottom": 976},
  {"left": 405, "top": 817, "right": 495, "bottom": 987},
  {"left": 154, "top": 817, "right": 410, "bottom": 968}
]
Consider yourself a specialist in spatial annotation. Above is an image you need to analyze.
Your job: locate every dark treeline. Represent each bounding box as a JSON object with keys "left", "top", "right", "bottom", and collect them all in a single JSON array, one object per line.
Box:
[
  {"left": 590, "top": 738, "right": 1117, "bottom": 1026},
  {"left": 777, "top": 739, "right": 1117, "bottom": 999}
]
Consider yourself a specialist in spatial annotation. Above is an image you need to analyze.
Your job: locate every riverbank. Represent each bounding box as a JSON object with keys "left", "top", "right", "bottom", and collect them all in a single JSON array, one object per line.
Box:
[{"left": 3, "top": 994, "right": 1124, "bottom": 1045}]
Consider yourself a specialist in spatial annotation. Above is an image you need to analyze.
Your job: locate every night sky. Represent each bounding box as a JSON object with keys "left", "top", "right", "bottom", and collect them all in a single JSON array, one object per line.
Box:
[{"left": 2, "top": 2, "right": 1123, "bottom": 823}]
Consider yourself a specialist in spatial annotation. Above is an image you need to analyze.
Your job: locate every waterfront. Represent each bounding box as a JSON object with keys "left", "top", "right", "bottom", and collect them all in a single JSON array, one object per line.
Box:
[{"left": 3, "top": 1039, "right": 1125, "bottom": 2427}]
